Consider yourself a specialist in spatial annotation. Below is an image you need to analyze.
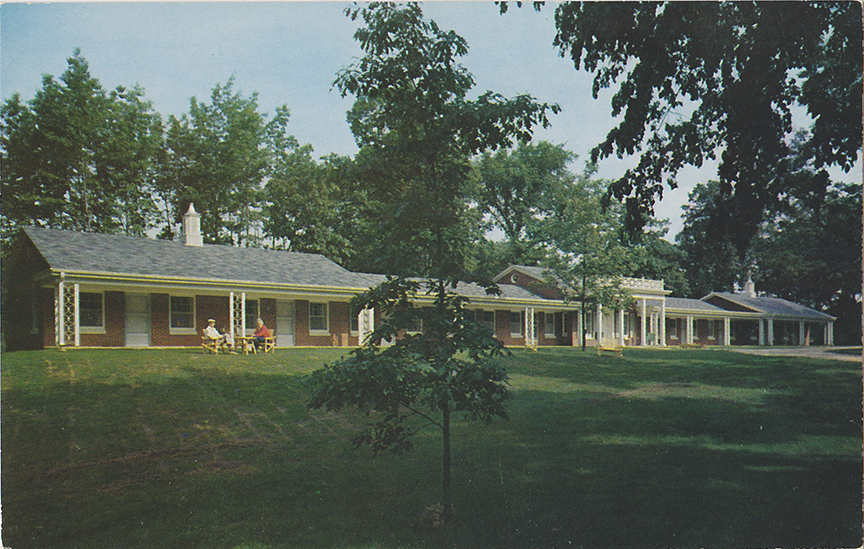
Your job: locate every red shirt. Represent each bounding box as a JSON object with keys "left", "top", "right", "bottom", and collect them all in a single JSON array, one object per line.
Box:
[{"left": 253, "top": 324, "right": 271, "bottom": 337}]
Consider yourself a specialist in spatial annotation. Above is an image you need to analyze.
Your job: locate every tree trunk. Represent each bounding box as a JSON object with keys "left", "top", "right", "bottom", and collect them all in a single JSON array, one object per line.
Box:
[
  {"left": 442, "top": 404, "right": 451, "bottom": 523},
  {"left": 581, "top": 275, "right": 588, "bottom": 352}
]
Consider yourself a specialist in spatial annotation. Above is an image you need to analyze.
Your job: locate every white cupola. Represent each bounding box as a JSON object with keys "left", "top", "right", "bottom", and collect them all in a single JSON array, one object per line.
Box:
[
  {"left": 182, "top": 203, "right": 203, "bottom": 247},
  {"left": 742, "top": 272, "right": 756, "bottom": 298}
]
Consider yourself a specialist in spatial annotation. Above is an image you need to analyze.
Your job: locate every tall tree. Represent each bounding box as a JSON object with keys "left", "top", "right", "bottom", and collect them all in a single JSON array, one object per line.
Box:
[
  {"left": 470, "top": 141, "right": 575, "bottom": 263},
  {"left": 264, "top": 149, "right": 360, "bottom": 266},
  {"left": 676, "top": 180, "right": 748, "bottom": 298},
  {"left": 752, "top": 182, "right": 861, "bottom": 344},
  {"left": 161, "top": 79, "right": 293, "bottom": 245},
  {"left": 1, "top": 50, "right": 163, "bottom": 244},
  {"left": 307, "top": 2, "right": 557, "bottom": 528},
  {"left": 551, "top": 2, "right": 862, "bottom": 251},
  {"left": 627, "top": 220, "right": 689, "bottom": 297},
  {"left": 534, "top": 177, "right": 634, "bottom": 350}
]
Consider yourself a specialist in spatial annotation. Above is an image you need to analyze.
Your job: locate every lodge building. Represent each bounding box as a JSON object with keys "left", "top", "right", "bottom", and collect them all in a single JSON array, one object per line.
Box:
[{"left": 3, "top": 205, "right": 836, "bottom": 352}]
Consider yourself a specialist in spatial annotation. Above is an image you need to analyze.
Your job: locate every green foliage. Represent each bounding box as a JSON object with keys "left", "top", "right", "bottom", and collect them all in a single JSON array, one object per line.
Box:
[
  {"left": 553, "top": 2, "right": 863, "bottom": 251},
  {"left": 534, "top": 177, "right": 634, "bottom": 347},
  {"left": 676, "top": 180, "right": 749, "bottom": 297},
  {"left": 315, "top": 3, "right": 558, "bottom": 523},
  {"left": 1, "top": 50, "right": 163, "bottom": 245},
  {"left": 752, "top": 182, "right": 862, "bottom": 344},
  {"left": 307, "top": 278, "right": 511, "bottom": 454},
  {"left": 161, "top": 78, "right": 294, "bottom": 245},
  {"left": 470, "top": 141, "right": 575, "bottom": 262},
  {"left": 263, "top": 150, "right": 362, "bottom": 265},
  {"left": 626, "top": 220, "right": 690, "bottom": 297},
  {"left": 336, "top": 3, "right": 558, "bottom": 279}
]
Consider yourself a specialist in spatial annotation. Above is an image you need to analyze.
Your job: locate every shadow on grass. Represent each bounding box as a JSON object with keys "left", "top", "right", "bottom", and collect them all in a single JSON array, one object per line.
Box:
[{"left": 2, "top": 348, "right": 861, "bottom": 548}]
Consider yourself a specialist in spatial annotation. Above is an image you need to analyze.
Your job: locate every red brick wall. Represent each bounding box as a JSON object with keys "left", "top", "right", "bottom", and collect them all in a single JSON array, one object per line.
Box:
[
  {"left": 150, "top": 293, "right": 198, "bottom": 347},
  {"left": 80, "top": 291, "right": 126, "bottom": 347},
  {"left": 195, "top": 295, "right": 230, "bottom": 333},
  {"left": 293, "top": 300, "right": 354, "bottom": 346}
]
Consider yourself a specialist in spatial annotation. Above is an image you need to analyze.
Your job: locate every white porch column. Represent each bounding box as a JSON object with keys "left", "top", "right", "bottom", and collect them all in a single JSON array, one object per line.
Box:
[
  {"left": 576, "top": 310, "right": 583, "bottom": 347},
  {"left": 598, "top": 306, "right": 605, "bottom": 345},
  {"left": 640, "top": 299, "right": 647, "bottom": 346},
  {"left": 799, "top": 321, "right": 806, "bottom": 347},
  {"left": 659, "top": 299, "right": 666, "bottom": 346},
  {"left": 758, "top": 319, "right": 765, "bottom": 346},
  {"left": 618, "top": 309, "right": 626, "bottom": 346},
  {"left": 723, "top": 317, "right": 731, "bottom": 346},
  {"left": 525, "top": 307, "right": 536, "bottom": 347},
  {"left": 685, "top": 316, "right": 693, "bottom": 345},
  {"left": 56, "top": 281, "right": 64, "bottom": 346},
  {"left": 359, "top": 308, "right": 375, "bottom": 345},
  {"left": 767, "top": 318, "right": 774, "bottom": 346},
  {"left": 827, "top": 322, "right": 834, "bottom": 346}
]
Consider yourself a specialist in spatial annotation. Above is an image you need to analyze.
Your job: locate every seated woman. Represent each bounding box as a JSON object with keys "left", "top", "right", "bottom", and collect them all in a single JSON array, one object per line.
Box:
[{"left": 253, "top": 318, "right": 271, "bottom": 351}]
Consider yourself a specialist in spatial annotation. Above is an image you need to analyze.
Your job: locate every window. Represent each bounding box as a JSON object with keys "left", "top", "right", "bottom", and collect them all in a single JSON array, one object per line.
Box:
[
  {"left": 707, "top": 319, "right": 716, "bottom": 339},
  {"left": 510, "top": 311, "right": 523, "bottom": 337},
  {"left": 667, "top": 318, "right": 679, "bottom": 340},
  {"left": 79, "top": 292, "right": 103, "bottom": 328},
  {"left": 584, "top": 313, "right": 594, "bottom": 336},
  {"left": 309, "top": 302, "right": 329, "bottom": 334},
  {"left": 350, "top": 311, "right": 359, "bottom": 334},
  {"left": 169, "top": 296, "right": 195, "bottom": 332},
  {"left": 244, "top": 299, "right": 260, "bottom": 331},
  {"left": 476, "top": 310, "right": 495, "bottom": 333},
  {"left": 544, "top": 313, "right": 556, "bottom": 338}
]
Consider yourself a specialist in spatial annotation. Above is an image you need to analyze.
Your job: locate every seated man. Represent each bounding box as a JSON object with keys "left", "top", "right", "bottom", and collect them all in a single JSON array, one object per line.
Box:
[
  {"left": 253, "top": 318, "right": 271, "bottom": 351},
  {"left": 204, "top": 319, "right": 235, "bottom": 353}
]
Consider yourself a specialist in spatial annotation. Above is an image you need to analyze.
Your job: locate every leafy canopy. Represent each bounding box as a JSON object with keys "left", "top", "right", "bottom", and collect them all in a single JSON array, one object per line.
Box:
[{"left": 552, "top": 1, "right": 862, "bottom": 251}]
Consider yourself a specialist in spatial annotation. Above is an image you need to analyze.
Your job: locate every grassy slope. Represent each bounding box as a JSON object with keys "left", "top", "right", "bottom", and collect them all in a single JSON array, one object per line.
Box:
[{"left": 1, "top": 347, "right": 861, "bottom": 549}]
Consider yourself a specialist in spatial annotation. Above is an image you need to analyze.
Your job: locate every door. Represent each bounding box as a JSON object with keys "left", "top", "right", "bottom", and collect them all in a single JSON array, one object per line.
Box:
[
  {"left": 276, "top": 300, "right": 295, "bottom": 347},
  {"left": 600, "top": 309, "right": 616, "bottom": 347},
  {"left": 125, "top": 293, "right": 150, "bottom": 347}
]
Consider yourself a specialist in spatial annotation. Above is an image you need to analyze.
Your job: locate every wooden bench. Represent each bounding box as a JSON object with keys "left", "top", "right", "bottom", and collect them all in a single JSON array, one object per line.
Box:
[{"left": 596, "top": 345, "right": 623, "bottom": 357}]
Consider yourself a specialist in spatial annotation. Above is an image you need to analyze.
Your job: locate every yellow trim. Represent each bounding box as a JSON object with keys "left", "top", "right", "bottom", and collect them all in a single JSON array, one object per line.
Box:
[
  {"left": 46, "top": 268, "right": 578, "bottom": 308},
  {"left": 47, "top": 268, "right": 365, "bottom": 297}
]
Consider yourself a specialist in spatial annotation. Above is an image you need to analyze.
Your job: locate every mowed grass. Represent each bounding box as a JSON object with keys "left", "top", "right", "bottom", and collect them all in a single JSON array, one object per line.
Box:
[{"left": 2, "top": 346, "right": 861, "bottom": 549}]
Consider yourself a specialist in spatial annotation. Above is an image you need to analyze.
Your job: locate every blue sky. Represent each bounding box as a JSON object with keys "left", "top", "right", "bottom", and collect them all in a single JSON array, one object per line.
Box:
[{"left": 2, "top": 2, "right": 859, "bottom": 240}]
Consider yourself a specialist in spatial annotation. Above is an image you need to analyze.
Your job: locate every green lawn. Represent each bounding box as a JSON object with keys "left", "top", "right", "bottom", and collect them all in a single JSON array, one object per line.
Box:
[{"left": 2, "top": 347, "right": 861, "bottom": 548}]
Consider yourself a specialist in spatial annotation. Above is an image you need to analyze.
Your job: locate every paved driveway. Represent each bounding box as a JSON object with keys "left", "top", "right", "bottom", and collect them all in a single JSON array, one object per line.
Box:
[{"left": 731, "top": 346, "right": 862, "bottom": 363}]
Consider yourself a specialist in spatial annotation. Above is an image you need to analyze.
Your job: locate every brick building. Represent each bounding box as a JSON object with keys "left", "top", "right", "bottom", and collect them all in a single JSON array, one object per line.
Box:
[{"left": 3, "top": 205, "right": 835, "bottom": 351}]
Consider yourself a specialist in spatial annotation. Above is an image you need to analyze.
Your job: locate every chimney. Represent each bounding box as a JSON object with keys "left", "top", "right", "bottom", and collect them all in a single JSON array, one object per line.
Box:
[
  {"left": 742, "top": 272, "right": 756, "bottom": 298},
  {"left": 182, "top": 203, "right": 203, "bottom": 246}
]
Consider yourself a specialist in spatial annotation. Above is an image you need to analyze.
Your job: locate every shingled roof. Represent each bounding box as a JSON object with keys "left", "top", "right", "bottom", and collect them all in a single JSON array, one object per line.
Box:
[
  {"left": 23, "top": 226, "right": 372, "bottom": 289},
  {"left": 704, "top": 292, "right": 835, "bottom": 321}
]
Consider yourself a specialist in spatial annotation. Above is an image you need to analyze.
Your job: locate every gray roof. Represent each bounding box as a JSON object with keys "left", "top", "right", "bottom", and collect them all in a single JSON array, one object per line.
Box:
[
  {"left": 354, "top": 272, "right": 550, "bottom": 302},
  {"left": 23, "top": 227, "right": 559, "bottom": 302},
  {"left": 23, "top": 226, "right": 372, "bottom": 289},
  {"left": 706, "top": 292, "right": 835, "bottom": 321},
  {"left": 665, "top": 297, "right": 728, "bottom": 313}
]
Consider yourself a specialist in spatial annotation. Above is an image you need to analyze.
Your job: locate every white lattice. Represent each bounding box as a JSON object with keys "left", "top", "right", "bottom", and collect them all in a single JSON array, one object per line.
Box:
[
  {"left": 230, "top": 291, "right": 246, "bottom": 336},
  {"left": 57, "top": 282, "right": 79, "bottom": 346}
]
